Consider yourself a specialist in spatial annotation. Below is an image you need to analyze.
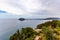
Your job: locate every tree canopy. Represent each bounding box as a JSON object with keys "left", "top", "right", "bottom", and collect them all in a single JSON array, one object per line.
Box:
[
  {"left": 36, "top": 20, "right": 60, "bottom": 29},
  {"left": 9, "top": 20, "right": 60, "bottom": 40}
]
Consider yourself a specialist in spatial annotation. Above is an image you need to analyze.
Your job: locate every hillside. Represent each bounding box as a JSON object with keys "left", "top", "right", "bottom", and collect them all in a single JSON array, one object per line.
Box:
[
  {"left": 9, "top": 20, "right": 60, "bottom": 40},
  {"left": 36, "top": 20, "right": 60, "bottom": 29}
]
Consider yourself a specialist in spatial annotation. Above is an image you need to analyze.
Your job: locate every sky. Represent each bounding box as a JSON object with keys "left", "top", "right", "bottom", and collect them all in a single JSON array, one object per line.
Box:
[
  {"left": 0, "top": 0, "right": 60, "bottom": 40},
  {"left": 0, "top": 0, "right": 60, "bottom": 18}
]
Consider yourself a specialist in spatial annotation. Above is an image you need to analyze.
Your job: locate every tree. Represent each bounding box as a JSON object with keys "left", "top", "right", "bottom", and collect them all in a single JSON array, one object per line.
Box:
[
  {"left": 20, "top": 27, "right": 36, "bottom": 40},
  {"left": 36, "top": 20, "right": 58, "bottom": 29},
  {"left": 42, "top": 27, "right": 55, "bottom": 40},
  {"left": 9, "top": 29, "right": 20, "bottom": 40},
  {"left": 46, "top": 30, "right": 53, "bottom": 40},
  {"left": 9, "top": 27, "right": 37, "bottom": 40}
]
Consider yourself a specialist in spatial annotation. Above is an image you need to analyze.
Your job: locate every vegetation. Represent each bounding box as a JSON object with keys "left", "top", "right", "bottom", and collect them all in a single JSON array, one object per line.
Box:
[
  {"left": 9, "top": 27, "right": 37, "bottom": 40},
  {"left": 9, "top": 20, "right": 60, "bottom": 40},
  {"left": 36, "top": 20, "right": 58, "bottom": 29}
]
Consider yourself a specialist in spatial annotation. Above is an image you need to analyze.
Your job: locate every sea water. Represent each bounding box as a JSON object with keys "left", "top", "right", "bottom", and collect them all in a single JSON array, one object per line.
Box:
[{"left": 0, "top": 19, "right": 51, "bottom": 40}]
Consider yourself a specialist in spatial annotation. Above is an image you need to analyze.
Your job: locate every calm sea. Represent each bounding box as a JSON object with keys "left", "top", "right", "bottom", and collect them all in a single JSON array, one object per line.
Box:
[{"left": 0, "top": 19, "right": 51, "bottom": 40}]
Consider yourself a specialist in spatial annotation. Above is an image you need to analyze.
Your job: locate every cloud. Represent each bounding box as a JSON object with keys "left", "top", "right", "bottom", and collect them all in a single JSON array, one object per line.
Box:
[
  {"left": 41, "top": 0, "right": 60, "bottom": 14},
  {"left": 0, "top": 0, "right": 46, "bottom": 15},
  {"left": 0, "top": 10, "right": 7, "bottom": 13},
  {"left": 29, "top": 0, "right": 60, "bottom": 17},
  {"left": 0, "top": 0, "right": 60, "bottom": 18},
  {"left": 0, "top": 11, "right": 32, "bottom": 18}
]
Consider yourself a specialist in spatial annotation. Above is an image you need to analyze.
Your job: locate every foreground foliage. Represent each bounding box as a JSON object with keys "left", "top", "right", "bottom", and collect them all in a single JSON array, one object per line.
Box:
[
  {"left": 9, "top": 20, "right": 60, "bottom": 40},
  {"left": 9, "top": 27, "right": 37, "bottom": 40}
]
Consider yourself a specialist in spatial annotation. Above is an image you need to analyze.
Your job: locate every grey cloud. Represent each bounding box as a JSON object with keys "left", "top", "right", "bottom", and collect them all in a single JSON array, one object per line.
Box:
[
  {"left": 29, "top": 0, "right": 60, "bottom": 17},
  {"left": 1, "top": 0, "right": 60, "bottom": 18},
  {"left": 30, "top": 10, "right": 59, "bottom": 15},
  {"left": 0, "top": 10, "right": 7, "bottom": 13},
  {"left": 41, "top": 0, "right": 60, "bottom": 11}
]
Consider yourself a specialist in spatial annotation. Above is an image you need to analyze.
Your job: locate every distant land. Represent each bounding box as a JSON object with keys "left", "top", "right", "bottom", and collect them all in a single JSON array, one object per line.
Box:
[
  {"left": 44, "top": 17, "right": 60, "bottom": 20},
  {"left": 19, "top": 17, "right": 60, "bottom": 21}
]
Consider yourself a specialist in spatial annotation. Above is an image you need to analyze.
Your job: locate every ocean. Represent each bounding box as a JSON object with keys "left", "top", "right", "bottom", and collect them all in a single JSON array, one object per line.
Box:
[{"left": 0, "top": 19, "right": 51, "bottom": 40}]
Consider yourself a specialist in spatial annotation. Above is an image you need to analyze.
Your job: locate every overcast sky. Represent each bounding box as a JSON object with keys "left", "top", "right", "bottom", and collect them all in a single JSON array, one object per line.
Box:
[
  {"left": 0, "top": 0, "right": 60, "bottom": 40},
  {"left": 0, "top": 0, "right": 60, "bottom": 18}
]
